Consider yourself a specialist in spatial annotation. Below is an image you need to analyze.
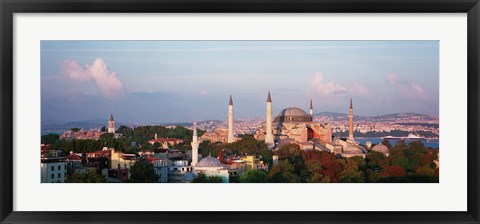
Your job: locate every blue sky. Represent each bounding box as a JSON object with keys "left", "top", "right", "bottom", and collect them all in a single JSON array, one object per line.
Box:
[{"left": 41, "top": 41, "right": 439, "bottom": 123}]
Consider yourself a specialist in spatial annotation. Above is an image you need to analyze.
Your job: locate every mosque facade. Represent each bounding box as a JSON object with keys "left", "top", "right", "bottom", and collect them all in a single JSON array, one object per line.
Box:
[{"left": 254, "top": 92, "right": 332, "bottom": 150}]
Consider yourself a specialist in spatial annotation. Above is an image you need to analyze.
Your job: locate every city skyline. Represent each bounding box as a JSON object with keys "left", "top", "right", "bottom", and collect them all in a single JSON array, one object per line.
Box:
[{"left": 41, "top": 41, "right": 439, "bottom": 123}]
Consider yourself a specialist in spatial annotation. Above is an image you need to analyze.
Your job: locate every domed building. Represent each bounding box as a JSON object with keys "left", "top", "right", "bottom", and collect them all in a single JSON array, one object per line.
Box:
[
  {"left": 254, "top": 92, "right": 332, "bottom": 150},
  {"left": 193, "top": 156, "right": 229, "bottom": 183},
  {"left": 197, "top": 156, "right": 224, "bottom": 167},
  {"left": 371, "top": 143, "right": 390, "bottom": 155},
  {"left": 274, "top": 107, "right": 313, "bottom": 122}
]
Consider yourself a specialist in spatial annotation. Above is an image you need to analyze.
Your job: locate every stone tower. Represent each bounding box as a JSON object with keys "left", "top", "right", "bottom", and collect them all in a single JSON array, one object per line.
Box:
[
  {"left": 108, "top": 114, "right": 115, "bottom": 134},
  {"left": 309, "top": 98, "right": 313, "bottom": 116},
  {"left": 227, "top": 95, "right": 235, "bottom": 143},
  {"left": 348, "top": 98, "right": 354, "bottom": 141},
  {"left": 265, "top": 91, "right": 274, "bottom": 145},
  {"left": 191, "top": 122, "right": 199, "bottom": 166}
]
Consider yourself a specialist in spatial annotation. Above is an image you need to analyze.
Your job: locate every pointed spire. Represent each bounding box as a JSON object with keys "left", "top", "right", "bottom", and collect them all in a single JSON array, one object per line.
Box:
[
  {"left": 193, "top": 122, "right": 197, "bottom": 137},
  {"left": 310, "top": 98, "right": 313, "bottom": 109},
  {"left": 109, "top": 114, "right": 114, "bottom": 121},
  {"left": 350, "top": 98, "right": 353, "bottom": 109},
  {"left": 229, "top": 94, "right": 233, "bottom": 106},
  {"left": 267, "top": 91, "right": 272, "bottom": 102}
]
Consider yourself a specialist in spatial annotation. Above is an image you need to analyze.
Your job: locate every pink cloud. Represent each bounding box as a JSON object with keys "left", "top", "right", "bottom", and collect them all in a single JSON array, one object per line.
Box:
[
  {"left": 411, "top": 83, "right": 429, "bottom": 100},
  {"left": 385, "top": 73, "right": 429, "bottom": 100},
  {"left": 311, "top": 72, "right": 348, "bottom": 96},
  {"left": 199, "top": 90, "right": 208, "bottom": 96},
  {"left": 310, "top": 73, "right": 370, "bottom": 99},
  {"left": 61, "top": 58, "right": 125, "bottom": 99},
  {"left": 353, "top": 83, "right": 369, "bottom": 96},
  {"left": 61, "top": 60, "right": 92, "bottom": 82}
]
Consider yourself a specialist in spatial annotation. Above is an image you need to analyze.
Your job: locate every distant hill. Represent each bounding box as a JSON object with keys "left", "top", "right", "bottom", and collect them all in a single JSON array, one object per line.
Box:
[
  {"left": 42, "top": 112, "right": 438, "bottom": 135},
  {"left": 314, "top": 112, "right": 436, "bottom": 122},
  {"left": 41, "top": 119, "right": 107, "bottom": 135},
  {"left": 41, "top": 119, "right": 196, "bottom": 135}
]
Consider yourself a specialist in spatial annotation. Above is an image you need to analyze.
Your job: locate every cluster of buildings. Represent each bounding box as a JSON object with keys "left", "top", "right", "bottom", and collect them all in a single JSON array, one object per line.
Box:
[
  {"left": 41, "top": 92, "right": 413, "bottom": 184},
  {"left": 148, "top": 134, "right": 183, "bottom": 149},
  {"left": 59, "top": 114, "right": 122, "bottom": 141},
  {"left": 60, "top": 129, "right": 102, "bottom": 140},
  {"left": 41, "top": 119, "right": 269, "bottom": 183}
]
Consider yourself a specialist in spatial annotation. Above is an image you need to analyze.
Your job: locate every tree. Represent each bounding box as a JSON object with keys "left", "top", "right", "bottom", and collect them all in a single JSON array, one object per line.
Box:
[
  {"left": 275, "top": 143, "right": 301, "bottom": 162},
  {"left": 67, "top": 170, "right": 108, "bottom": 183},
  {"left": 409, "top": 140, "right": 427, "bottom": 151},
  {"left": 100, "top": 133, "right": 114, "bottom": 141},
  {"left": 339, "top": 158, "right": 365, "bottom": 183},
  {"left": 415, "top": 165, "right": 435, "bottom": 176},
  {"left": 129, "top": 159, "right": 157, "bottom": 183},
  {"left": 391, "top": 157, "right": 410, "bottom": 171},
  {"left": 70, "top": 127, "right": 81, "bottom": 132},
  {"left": 117, "top": 125, "right": 132, "bottom": 135},
  {"left": 41, "top": 134, "right": 60, "bottom": 145},
  {"left": 259, "top": 149, "right": 274, "bottom": 167},
  {"left": 225, "top": 136, "right": 269, "bottom": 155},
  {"left": 393, "top": 139, "right": 408, "bottom": 152},
  {"left": 381, "top": 165, "right": 406, "bottom": 177},
  {"left": 192, "top": 173, "right": 224, "bottom": 183},
  {"left": 307, "top": 172, "right": 330, "bottom": 183},
  {"left": 240, "top": 169, "right": 268, "bottom": 183},
  {"left": 366, "top": 169, "right": 381, "bottom": 182},
  {"left": 268, "top": 160, "right": 300, "bottom": 183},
  {"left": 348, "top": 156, "right": 367, "bottom": 170}
]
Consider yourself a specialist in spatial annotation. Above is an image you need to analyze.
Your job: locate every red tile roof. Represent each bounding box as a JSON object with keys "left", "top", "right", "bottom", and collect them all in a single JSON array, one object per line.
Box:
[
  {"left": 148, "top": 138, "right": 183, "bottom": 144},
  {"left": 87, "top": 149, "right": 111, "bottom": 157},
  {"left": 41, "top": 144, "right": 51, "bottom": 152},
  {"left": 66, "top": 154, "right": 82, "bottom": 161}
]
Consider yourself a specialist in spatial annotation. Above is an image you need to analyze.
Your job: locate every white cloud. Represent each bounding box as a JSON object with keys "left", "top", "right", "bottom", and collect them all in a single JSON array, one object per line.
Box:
[{"left": 61, "top": 58, "right": 125, "bottom": 99}]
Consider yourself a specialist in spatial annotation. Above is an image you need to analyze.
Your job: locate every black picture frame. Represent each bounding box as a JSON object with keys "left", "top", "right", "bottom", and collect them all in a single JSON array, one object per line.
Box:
[{"left": 1, "top": 0, "right": 479, "bottom": 223}]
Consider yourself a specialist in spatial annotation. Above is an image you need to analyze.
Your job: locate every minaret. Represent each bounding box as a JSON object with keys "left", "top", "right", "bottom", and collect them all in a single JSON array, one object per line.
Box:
[
  {"left": 108, "top": 114, "right": 115, "bottom": 134},
  {"left": 265, "top": 91, "right": 274, "bottom": 145},
  {"left": 309, "top": 98, "right": 313, "bottom": 116},
  {"left": 348, "top": 98, "right": 354, "bottom": 141},
  {"left": 227, "top": 95, "right": 235, "bottom": 143},
  {"left": 191, "top": 122, "right": 199, "bottom": 166}
]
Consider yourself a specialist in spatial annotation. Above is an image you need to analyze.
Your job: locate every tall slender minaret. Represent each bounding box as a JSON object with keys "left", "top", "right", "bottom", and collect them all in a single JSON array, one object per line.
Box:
[
  {"left": 227, "top": 95, "right": 235, "bottom": 143},
  {"left": 108, "top": 114, "right": 115, "bottom": 134},
  {"left": 191, "top": 122, "right": 199, "bottom": 166},
  {"left": 309, "top": 98, "right": 313, "bottom": 116},
  {"left": 265, "top": 91, "right": 274, "bottom": 145},
  {"left": 348, "top": 98, "right": 354, "bottom": 141}
]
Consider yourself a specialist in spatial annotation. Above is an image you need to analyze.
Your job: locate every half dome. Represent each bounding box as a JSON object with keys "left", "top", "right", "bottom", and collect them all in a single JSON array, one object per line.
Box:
[
  {"left": 371, "top": 143, "right": 389, "bottom": 154},
  {"left": 344, "top": 145, "right": 367, "bottom": 154}
]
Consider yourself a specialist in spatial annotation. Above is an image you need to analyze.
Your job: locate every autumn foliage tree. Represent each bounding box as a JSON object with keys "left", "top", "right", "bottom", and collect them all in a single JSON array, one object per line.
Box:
[{"left": 381, "top": 165, "right": 406, "bottom": 177}]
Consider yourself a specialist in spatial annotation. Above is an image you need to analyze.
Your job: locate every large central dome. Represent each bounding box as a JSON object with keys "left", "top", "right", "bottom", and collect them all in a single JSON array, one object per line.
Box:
[{"left": 274, "top": 106, "right": 312, "bottom": 122}]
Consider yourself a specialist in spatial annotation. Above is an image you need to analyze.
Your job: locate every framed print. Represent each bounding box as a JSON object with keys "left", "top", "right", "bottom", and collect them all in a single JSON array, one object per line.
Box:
[{"left": 1, "top": 0, "right": 479, "bottom": 223}]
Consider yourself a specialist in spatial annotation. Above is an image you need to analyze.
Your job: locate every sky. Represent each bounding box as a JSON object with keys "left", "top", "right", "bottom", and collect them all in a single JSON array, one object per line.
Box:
[{"left": 41, "top": 41, "right": 439, "bottom": 123}]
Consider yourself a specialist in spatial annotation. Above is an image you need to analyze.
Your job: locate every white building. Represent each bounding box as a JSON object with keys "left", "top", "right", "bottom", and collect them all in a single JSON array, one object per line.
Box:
[
  {"left": 168, "top": 160, "right": 194, "bottom": 183},
  {"left": 193, "top": 156, "right": 229, "bottom": 183},
  {"left": 41, "top": 158, "right": 68, "bottom": 183}
]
